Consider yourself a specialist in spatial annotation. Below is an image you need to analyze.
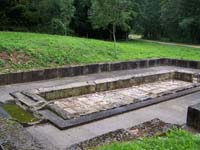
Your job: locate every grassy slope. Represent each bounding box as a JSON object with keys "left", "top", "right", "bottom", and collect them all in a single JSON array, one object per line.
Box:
[
  {"left": 0, "top": 31, "right": 200, "bottom": 73},
  {"left": 97, "top": 129, "right": 200, "bottom": 150}
]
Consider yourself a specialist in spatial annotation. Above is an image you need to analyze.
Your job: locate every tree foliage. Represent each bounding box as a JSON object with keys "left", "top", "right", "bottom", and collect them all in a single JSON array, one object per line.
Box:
[
  {"left": 134, "top": 0, "right": 162, "bottom": 40},
  {"left": 0, "top": 0, "right": 200, "bottom": 43},
  {"left": 89, "top": 0, "right": 133, "bottom": 38},
  {"left": 89, "top": 0, "right": 134, "bottom": 56}
]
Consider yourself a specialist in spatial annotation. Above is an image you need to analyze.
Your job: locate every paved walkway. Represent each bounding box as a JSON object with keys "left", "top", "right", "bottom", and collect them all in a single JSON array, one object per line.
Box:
[
  {"left": 27, "top": 92, "right": 200, "bottom": 150},
  {"left": 141, "top": 39, "right": 200, "bottom": 49}
]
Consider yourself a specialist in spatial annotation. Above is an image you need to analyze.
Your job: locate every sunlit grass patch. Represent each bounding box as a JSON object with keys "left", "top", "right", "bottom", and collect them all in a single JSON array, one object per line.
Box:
[{"left": 96, "top": 129, "right": 200, "bottom": 150}]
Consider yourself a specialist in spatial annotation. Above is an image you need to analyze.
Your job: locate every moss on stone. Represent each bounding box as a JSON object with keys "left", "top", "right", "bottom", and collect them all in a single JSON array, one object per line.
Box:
[{"left": 2, "top": 104, "right": 38, "bottom": 123}]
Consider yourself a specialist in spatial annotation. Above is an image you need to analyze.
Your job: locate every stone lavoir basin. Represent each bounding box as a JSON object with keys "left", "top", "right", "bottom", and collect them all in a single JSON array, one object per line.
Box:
[
  {"left": 52, "top": 80, "right": 190, "bottom": 120},
  {"left": 8, "top": 58, "right": 200, "bottom": 129},
  {"left": 12, "top": 66, "right": 200, "bottom": 129}
]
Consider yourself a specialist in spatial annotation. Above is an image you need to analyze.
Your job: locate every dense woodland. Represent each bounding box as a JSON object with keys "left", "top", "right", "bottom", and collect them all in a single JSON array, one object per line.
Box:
[{"left": 0, "top": 0, "right": 200, "bottom": 43}]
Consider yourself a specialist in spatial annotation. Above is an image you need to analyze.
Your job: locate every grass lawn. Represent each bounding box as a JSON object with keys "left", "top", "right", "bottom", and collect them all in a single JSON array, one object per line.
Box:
[
  {"left": 96, "top": 129, "right": 200, "bottom": 150},
  {"left": 0, "top": 31, "right": 200, "bottom": 73},
  {"left": 2, "top": 104, "right": 38, "bottom": 123}
]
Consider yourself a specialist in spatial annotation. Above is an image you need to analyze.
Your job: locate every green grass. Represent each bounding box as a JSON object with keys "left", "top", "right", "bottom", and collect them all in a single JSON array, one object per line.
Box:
[
  {"left": 2, "top": 104, "right": 38, "bottom": 123},
  {"left": 97, "top": 129, "right": 200, "bottom": 150},
  {"left": 0, "top": 31, "right": 200, "bottom": 73}
]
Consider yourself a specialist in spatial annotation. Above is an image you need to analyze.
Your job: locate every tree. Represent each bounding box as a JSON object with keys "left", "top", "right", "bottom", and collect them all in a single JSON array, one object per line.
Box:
[
  {"left": 60, "top": 0, "right": 75, "bottom": 34},
  {"left": 38, "top": 0, "right": 75, "bottom": 35},
  {"left": 161, "top": 0, "right": 182, "bottom": 41},
  {"left": 89, "top": 0, "right": 133, "bottom": 57},
  {"left": 179, "top": 0, "right": 200, "bottom": 43},
  {"left": 134, "top": 0, "right": 162, "bottom": 40},
  {"left": 72, "top": 0, "right": 92, "bottom": 37}
]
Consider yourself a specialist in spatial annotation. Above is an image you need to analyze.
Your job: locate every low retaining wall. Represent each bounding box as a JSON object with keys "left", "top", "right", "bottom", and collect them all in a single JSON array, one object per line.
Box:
[
  {"left": 0, "top": 58, "right": 200, "bottom": 86},
  {"left": 39, "top": 71, "right": 174, "bottom": 100}
]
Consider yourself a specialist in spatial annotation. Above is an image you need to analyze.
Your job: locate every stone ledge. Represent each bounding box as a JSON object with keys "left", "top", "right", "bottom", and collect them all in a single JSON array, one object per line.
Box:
[
  {"left": 187, "top": 103, "right": 200, "bottom": 131},
  {"left": 39, "top": 71, "right": 175, "bottom": 100}
]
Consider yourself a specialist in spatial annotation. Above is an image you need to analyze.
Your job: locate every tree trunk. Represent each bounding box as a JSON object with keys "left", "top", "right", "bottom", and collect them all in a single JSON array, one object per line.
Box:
[{"left": 112, "top": 24, "right": 117, "bottom": 58}]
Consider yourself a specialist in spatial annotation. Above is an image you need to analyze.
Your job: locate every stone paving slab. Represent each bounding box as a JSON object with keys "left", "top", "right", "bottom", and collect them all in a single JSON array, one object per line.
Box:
[
  {"left": 40, "top": 84, "right": 200, "bottom": 130},
  {"left": 53, "top": 80, "right": 191, "bottom": 119}
]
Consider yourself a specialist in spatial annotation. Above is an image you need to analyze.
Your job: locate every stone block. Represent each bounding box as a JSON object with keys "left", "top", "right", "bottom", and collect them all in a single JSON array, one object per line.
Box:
[
  {"left": 174, "top": 72, "right": 193, "bottom": 82},
  {"left": 157, "top": 58, "right": 168, "bottom": 66},
  {"left": 107, "top": 81, "right": 119, "bottom": 91},
  {"left": 7, "top": 72, "right": 22, "bottom": 84},
  {"left": 95, "top": 78, "right": 115, "bottom": 92},
  {"left": 188, "top": 61, "right": 198, "bottom": 69},
  {"left": 95, "top": 81, "right": 108, "bottom": 92},
  {"left": 118, "top": 78, "right": 132, "bottom": 89},
  {"left": 139, "top": 60, "right": 148, "bottom": 68},
  {"left": 129, "top": 61, "right": 138, "bottom": 69},
  {"left": 42, "top": 82, "right": 96, "bottom": 100},
  {"left": 187, "top": 103, "right": 200, "bottom": 131},
  {"left": 149, "top": 59, "right": 157, "bottom": 67},
  {"left": 57, "top": 66, "right": 74, "bottom": 77},
  {"left": 176, "top": 60, "right": 189, "bottom": 68},
  {"left": 72, "top": 66, "right": 84, "bottom": 76},
  {"left": 110, "top": 62, "right": 121, "bottom": 71},
  {"left": 44, "top": 91, "right": 59, "bottom": 100},
  {"left": 87, "top": 64, "right": 100, "bottom": 74},
  {"left": 22, "top": 71, "right": 33, "bottom": 83},
  {"left": 57, "top": 88, "right": 73, "bottom": 99},
  {"left": 197, "top": 62, "right": 200, "bottom": 69},
  {"left": 31, "top": 70, "right": 45, "bottom": 81},
  {"left": 120, "top": 61, "right": 131, "bottom": 70},
  {"left": 0, "top": 73, "right": 8, "bottom": 85},
  {"left": 82, "top": 65, "right": 89, "bottom": 75},
  {"left": 169, "top": 59, "right": 177, "bottom": 66},
  {"left": 133, "top": 77, "right": 144, "bottom": 85},
  {"left": 99, "top": 63, "right": 110, "bottom": 72},
  {"left": 44, "top": 68, "right": 58, "bottom": 79}
]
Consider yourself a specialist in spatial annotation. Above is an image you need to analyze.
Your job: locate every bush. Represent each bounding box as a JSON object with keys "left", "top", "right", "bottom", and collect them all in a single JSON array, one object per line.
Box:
[{"left": 51, "top": 18, "right": 66, "bottom": 35}]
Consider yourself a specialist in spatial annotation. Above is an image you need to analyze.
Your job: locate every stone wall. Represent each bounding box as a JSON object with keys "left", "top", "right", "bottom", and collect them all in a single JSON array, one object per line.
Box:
[
  {"left": 0, "top": 58, "right": 200, "bottom": 86},
  {"left": 39, "top": 72, "right": 174, "bottom": 100}
]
